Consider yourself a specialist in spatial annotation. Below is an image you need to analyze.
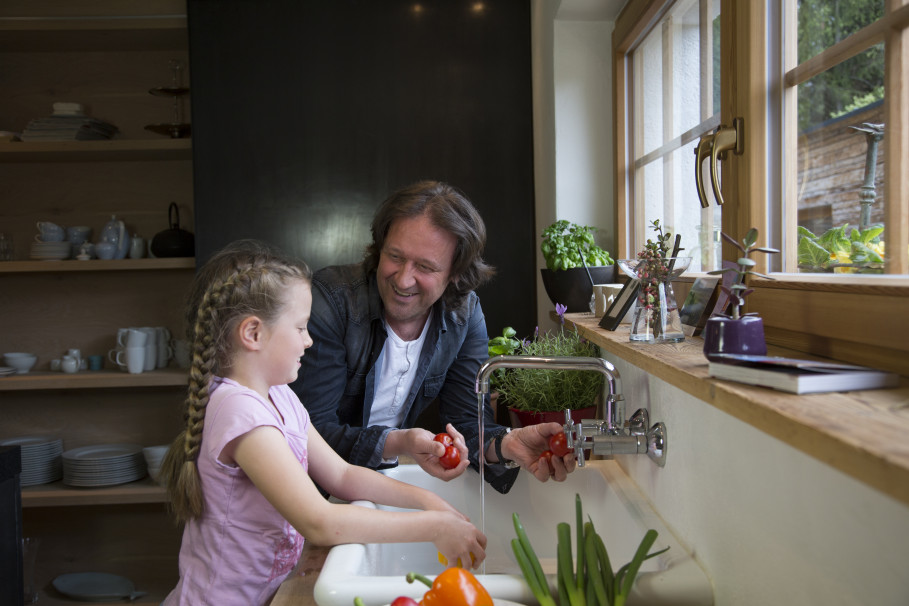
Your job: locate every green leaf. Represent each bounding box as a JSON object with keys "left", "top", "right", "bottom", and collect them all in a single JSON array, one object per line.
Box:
[
  {"left": 743, "top": 227, "right": 758, "bottom": 248},
  {"left": 797, "top": 236, "right": 831, "bottom": 267},
  {"left": 737, "top": 257, "right": 756, "bottom": 267}
]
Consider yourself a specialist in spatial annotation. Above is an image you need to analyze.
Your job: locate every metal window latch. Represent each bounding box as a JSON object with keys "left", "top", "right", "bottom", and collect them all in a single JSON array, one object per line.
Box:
[{"left": 695, "top": 117, "right": 744, "bottom": 208}]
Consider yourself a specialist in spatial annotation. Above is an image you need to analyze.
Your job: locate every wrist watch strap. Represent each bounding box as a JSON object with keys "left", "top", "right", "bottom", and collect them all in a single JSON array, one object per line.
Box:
[{"left": 494, "top": 428, "right": 519, "bottom": 469}]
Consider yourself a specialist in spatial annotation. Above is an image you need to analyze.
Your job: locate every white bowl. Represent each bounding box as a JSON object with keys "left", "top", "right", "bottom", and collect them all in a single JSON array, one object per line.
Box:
[
  {"left": 142, "top": 445, "right": 169, "bottom": 467},
  {"left": 3, "top": 352, "right": 37, "bottom": 374}
]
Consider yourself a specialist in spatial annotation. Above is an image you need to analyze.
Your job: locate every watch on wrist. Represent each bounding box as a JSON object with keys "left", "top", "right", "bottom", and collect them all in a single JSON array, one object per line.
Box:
[{"left": 494, "top": 428, "right": 519, "bottom": 469}]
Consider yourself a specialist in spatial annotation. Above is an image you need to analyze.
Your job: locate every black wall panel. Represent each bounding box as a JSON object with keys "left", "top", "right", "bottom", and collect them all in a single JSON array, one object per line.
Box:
[{"left": 187, "top": 0, "right": 537, "bottom": 338}]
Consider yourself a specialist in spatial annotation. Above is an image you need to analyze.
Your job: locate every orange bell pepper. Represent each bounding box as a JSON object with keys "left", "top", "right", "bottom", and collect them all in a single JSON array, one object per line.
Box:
[{"left": 406, "top": 568, "right": 493, "bottom": 606}]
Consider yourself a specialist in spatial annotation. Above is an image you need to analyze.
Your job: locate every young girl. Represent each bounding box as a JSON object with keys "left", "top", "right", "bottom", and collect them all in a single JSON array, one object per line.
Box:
[{"left": 160, "top": 240, "right": 486, "bottom": 605}]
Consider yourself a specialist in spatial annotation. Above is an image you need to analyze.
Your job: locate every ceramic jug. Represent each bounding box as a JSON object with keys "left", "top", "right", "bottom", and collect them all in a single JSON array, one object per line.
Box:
[{"left": 100, "top": 215, "right": 129, "bottom": 259}]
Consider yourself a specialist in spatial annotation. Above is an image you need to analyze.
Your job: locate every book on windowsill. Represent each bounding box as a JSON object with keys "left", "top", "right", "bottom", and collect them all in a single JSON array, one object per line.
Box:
[{"left": 707, "top": 354, "right": 900, "bottom": 395}]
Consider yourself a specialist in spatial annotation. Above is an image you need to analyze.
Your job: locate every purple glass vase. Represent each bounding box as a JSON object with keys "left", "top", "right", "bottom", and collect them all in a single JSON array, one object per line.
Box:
[{"left": 702, "top": 315, "right": 767, "bottom": 361}]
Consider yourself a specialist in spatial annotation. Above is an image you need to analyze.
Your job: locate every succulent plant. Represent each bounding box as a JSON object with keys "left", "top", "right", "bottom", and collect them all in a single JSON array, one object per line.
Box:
[{"left": 708, "top": 228, "right": 779, "bottom": 320}]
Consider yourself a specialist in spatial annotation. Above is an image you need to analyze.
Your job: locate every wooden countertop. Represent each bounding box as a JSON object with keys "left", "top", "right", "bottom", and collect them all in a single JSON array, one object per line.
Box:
[{"left": 562, "top": 313, "right": 909, "bottom": 507}]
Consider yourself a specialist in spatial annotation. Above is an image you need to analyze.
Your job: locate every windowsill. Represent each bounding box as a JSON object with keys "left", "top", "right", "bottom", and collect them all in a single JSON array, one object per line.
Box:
[{"left": 562, "top": 313, "right": 909, "bottom": 507}]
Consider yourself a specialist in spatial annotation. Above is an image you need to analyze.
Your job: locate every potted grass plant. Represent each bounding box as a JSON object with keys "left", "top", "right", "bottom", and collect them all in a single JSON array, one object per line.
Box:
[{"left": 490, "top": 305, "right": 604, "bottom": 427}]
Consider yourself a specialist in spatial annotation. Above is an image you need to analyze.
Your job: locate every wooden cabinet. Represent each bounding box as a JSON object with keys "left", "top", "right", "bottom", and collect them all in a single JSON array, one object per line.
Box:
[{"left": 1, "top": 2, "right": 193, "bottom": 603}]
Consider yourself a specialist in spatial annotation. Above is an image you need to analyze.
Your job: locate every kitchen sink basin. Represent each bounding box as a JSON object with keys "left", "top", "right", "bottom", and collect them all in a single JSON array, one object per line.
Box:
[{"left": 314, "top": 460, "right": 713, "bottom": 606}]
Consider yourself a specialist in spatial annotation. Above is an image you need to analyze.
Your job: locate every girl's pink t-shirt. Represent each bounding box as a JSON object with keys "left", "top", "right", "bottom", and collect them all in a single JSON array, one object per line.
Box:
[{"left": 163, "top": 378, "right": 310, "bottom": 605}]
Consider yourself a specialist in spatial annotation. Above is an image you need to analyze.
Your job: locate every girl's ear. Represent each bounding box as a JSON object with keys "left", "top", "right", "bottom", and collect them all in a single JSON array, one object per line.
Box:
[{"left": 237, "top": 315, "right": 265, "bottom": 350}]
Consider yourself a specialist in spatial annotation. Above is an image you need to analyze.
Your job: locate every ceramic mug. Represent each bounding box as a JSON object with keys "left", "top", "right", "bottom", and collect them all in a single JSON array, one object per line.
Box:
[
  {"left": 129, "top": 235, "right": 146, "bottom": 259},
  {"left": 115, "top": 346, "right": 145, "bottom": 374},
  {"left": 593, "top": 283, "right": 625, "bottom": 317},
  {"left": 155, "top": 327, "right": 172, "bottom": 368},
  {"left": 139, "top": 327, "right": 157, "bottom": 372},
  {"left": 117, "top": 328, "right": 148, "bottom": 348},
  {"left": 173, "top": 338, "right": 191, "bottom": 369},
  {"left": 35, "top": 222, "right": 65, "bottom": 242}
]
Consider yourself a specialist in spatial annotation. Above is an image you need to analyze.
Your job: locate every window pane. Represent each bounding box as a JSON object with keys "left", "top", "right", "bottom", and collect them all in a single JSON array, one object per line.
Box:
[
  {"left": 797, "top": 0, "right": 885, "bottom": 63},
  {"left": 795, "top": 45, "right": 886, "bottom": 274},
  {"left": 631, "top": 0, "right": 721, "bottom": 272}
]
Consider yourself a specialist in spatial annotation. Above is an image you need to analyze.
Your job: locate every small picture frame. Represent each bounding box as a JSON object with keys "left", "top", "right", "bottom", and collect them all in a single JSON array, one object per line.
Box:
[
  {"left": 598, "top": 279, "right": 640, "bottom": 331},
  {"left": 709, "top": 260, "right": 740, "bottom": 318},
  {"left": 679, "top": 275, "right": 720, "bottom": 337}
]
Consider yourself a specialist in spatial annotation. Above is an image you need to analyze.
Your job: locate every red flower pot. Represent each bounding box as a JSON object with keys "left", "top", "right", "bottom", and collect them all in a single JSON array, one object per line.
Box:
[{"left": 508, "top": 405, "right": 599, "bottom": 427}]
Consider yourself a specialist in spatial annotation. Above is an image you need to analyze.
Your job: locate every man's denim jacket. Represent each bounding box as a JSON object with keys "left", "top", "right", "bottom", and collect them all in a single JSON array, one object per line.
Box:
[{"left": 290, "top": 263, "right": 519, "bottom": 494}]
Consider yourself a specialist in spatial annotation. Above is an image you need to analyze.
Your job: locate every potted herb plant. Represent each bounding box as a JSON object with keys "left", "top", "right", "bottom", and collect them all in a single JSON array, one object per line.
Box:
[
  {"left": 540, "top": 220, "right": 616, "bottom": 312},
  {"left": 703, "top": 227, "right": 779, "bottom": 360},
  {"left": 490, "top": 305, "right": 604, "bottom": 427}
]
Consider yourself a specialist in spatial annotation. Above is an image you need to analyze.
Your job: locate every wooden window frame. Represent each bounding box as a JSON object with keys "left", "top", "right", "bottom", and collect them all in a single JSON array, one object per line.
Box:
[{"left": 614, "top": 0, "right": 909, "bottom": 376}]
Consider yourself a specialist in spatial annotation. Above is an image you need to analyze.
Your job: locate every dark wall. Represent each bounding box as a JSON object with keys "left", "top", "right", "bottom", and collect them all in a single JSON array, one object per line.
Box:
[{"left": 187, "top": 0, "right": 537, "bottom": 338}]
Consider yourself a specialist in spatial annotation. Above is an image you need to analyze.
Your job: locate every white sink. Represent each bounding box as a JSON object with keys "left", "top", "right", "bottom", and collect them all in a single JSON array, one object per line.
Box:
[{"left": 314, "top": 461, "right": 713, "bottom": 606}]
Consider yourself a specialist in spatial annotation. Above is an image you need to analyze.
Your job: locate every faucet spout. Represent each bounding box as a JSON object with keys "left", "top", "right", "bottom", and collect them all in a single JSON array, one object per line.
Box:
[{"left": 477, "top": 354, "right": 624, "bottom": 433}]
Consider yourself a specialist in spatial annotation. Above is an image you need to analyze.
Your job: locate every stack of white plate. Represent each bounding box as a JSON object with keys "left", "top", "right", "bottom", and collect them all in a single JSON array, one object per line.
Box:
[
  {"left": 0, "top": 366, "right": 17, "bottom": 377},
  {"left": 0, "top": 436, "right": 64, "bottom": 486},
  {"left": 30, "top": 241, "right": 71, "bottom": 260},
  {"left": 62, "top": 443, "right": 147, "bottom": 487}
]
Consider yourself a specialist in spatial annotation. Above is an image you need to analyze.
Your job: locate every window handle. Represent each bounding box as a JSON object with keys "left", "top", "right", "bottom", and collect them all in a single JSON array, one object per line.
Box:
[
  {"left": 694, "top": 137, "right": 714, "bottom": 208},
  {"left": 695, "top": 117, "right": 744, "bottom": 207}
]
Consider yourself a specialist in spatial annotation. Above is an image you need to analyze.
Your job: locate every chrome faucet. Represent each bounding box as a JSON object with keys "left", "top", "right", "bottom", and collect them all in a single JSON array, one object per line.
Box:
[{"left": 476, "top": 355, "right": 667, "bottom": 467}]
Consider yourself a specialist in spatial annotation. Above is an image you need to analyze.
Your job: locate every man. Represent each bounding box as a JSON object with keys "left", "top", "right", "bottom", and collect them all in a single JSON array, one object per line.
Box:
[{"left": 290, "top": 180, "right": 575, "bottom": 494}]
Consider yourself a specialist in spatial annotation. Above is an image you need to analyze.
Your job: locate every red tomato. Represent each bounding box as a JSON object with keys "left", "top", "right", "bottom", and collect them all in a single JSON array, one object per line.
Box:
[
  {"left": 549, "top": 432, "right": 572, "bottom": 457},
  {"left": 539, "top": 450, "right": 553, "bottom": 464},
  {"left": 433, "top": 432, "right": 454, "bottom": 446},
  {"left": 439, "top": 444, "right": 461, "bottom": 469},
  {"left": 391, "top": 597, "right": 420, "bottom": 606}
]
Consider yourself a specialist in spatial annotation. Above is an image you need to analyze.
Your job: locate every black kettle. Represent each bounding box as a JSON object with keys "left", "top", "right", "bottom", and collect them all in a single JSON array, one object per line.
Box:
[{"left": 151, "top": 202, "right": 195, "bottom": 258}]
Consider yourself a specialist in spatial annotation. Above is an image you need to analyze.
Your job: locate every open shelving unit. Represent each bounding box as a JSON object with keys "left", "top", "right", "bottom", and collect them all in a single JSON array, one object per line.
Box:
[{"left": 1, "top": 1, "right": 194, "bottom": 603}]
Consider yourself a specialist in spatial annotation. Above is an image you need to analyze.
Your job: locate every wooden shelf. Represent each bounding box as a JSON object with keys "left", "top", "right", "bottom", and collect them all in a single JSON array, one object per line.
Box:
[
  {"left": 0, "top": 2, "right": 188, "bottom": 52},
  {"left": 0, "top": 139, "right": 192, "bottom": 162},
  {"left": 22, "top": 476, "right": 167, "bottom": 508},
  {"left": 0, "top": 368, "right": 188, "bottom": 391},
  {"left": 563, "top": 313, "right": 909, "bottom": 507},
  {"left": 0, "top": 257, "right": 194, "bottom": 273}
]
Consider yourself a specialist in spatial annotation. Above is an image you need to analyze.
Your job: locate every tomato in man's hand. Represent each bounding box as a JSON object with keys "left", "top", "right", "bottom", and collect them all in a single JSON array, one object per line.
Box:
[
  {"left": 549, "top": 432, "right": 572, "bottom": 457},
  {"left": 439, "top": 444, "right": 461, "bottom": 469},
  {"left": 433, "top": 432, "right": 454, "bottom": 446},
  {"left": 539, "top": 450, "right": 553, "bottom": 464}
]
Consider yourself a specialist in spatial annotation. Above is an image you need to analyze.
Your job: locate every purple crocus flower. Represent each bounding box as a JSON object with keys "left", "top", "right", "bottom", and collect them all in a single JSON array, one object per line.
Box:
[{"left": 555, "top": 303, "right": 567, "bottom": 324}]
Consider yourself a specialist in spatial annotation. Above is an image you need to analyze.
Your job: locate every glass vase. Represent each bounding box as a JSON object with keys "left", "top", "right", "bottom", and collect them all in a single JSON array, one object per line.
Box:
[{"left": 617, "top": 257, "right": 692, "bottom": 343}]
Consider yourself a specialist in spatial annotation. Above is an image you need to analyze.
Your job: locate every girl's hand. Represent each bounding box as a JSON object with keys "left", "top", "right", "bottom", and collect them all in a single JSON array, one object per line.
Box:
[
  {"left": 411, "top": 424, "right": 470, "bottom": 481},
  {"left": 433, "top": 512, "right": 487, "bottom": 570},
  {"left": 504, "top": 422, "right": 576, "bottom": 482}
]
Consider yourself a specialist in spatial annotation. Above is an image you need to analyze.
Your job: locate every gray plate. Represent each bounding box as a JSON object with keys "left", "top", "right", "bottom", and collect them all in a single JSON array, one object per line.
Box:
[{"left": 52, "top": 572, "right": 145, "bottom": 602}]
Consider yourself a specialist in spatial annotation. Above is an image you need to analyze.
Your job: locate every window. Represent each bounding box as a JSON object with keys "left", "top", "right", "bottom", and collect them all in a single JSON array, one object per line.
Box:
[
  {"left": 785, "top": 0, "right": 907, "bottom": 275},
  {"left": 614, "top": 0, "right": 909, "bottom": 374},
  {"left": 629, "top": 0, "right": 722, "bottom": 273}
]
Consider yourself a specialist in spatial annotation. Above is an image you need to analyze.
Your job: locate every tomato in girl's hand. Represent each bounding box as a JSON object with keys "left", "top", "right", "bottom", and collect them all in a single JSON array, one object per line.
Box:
[
  {"left": 391, "top": 596, "right": 420, "bottom": 606},
  {"left": 433, "top": 432, "right": 454, "bottom": 446},
  {"left": 549, "top": 432, "right": 571, "bottom": 457},
  {"left": 439, "top": 444, "right": 461, "bottom": 469}
]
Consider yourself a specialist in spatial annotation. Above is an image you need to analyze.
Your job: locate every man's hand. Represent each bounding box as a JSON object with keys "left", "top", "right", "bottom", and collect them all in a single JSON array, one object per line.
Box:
[
  {"left": 389, "top": 424, "right": 470, "bottom": 480},
  {"left": 502, "top": 422, "right": 577, "bottom": 482}
]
